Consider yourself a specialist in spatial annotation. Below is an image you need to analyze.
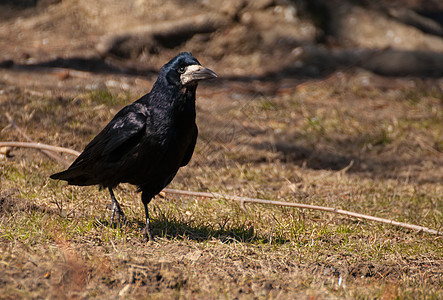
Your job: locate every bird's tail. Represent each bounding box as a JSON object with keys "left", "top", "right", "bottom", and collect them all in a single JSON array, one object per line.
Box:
[
  {"left": 50, "top": 169, "right": 71, "bottom": 181},
  {"left": 50, "top": 168, "right": 95, "bottom": 186}
]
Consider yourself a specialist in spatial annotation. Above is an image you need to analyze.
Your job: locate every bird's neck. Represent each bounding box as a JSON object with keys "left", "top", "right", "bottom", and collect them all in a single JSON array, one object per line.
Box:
[
  {"left": 181, "top": 84, "right": 197, "bottom": 100},
  {"left": 174, "top": 85, "right": 196, "bottom": 117},
  {"left": 149, "top": 84, "right": 196, "bottom": 117}
]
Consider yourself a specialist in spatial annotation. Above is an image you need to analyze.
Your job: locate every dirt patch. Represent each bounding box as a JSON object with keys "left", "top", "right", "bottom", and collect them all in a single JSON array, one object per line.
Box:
[{"left": 0, "top": 190, "right": 60, "bottom": 217}]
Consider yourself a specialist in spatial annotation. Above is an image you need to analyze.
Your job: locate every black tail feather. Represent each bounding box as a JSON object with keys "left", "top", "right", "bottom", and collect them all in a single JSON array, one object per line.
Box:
[{"left": 50, "top": 168, "right": 95, "bottom": 186}]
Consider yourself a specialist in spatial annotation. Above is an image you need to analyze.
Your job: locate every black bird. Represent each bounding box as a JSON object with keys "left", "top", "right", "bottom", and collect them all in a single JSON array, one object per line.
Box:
[{"left": 50, "top": 52, "right": 217, "bottom": 241}]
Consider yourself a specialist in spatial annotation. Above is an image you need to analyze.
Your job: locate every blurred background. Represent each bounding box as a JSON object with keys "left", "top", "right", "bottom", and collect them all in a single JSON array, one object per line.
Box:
[{"left": 1, "top": 0, "right": 443, "bottom": 77}]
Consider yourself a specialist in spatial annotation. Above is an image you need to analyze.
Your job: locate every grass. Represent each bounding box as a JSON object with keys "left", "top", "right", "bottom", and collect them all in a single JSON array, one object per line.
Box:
[{"left": 1, "top": 74, "right": 442, "bottom": 298}]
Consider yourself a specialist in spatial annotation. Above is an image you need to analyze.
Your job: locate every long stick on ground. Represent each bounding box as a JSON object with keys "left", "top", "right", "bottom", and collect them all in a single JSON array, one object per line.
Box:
[
  {"left": 4, "top": 113, "right": 73, "bottom": 167},
  {"left": 2, "top": 140, "right": 441, "bottom": 236},
  {"left": 0, "top": 141, "right": 81, "bottom": 157},
  {"left": 162, "top": 189, "right": 441, "bottom": 236}
]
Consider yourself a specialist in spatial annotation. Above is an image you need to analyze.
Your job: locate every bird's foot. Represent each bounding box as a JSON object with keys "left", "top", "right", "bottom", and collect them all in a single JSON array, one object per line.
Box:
[
  {"left": 109, "top": 203, "right": 127, "bottom": 228},
  {"left": 108, "top": 187, "right": 126, "bottom": 227},
  {"left": 142, "top": 223, "right": 155, "bottom": 242},
  {"left": 116, "top": 211, "right": 127, "bottom": 228}
]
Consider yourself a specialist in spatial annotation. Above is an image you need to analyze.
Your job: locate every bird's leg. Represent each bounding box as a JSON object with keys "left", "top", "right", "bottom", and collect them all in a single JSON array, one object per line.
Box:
[
  {"left": 108, "top": 187, "right": 126, "bottom": 227},
  {"left": 141, "top": 192, "right": 154, "bottom": 241}
]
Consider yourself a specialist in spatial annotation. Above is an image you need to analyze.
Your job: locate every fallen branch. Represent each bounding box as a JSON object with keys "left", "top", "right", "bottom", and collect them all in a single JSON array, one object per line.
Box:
[
  {"left": 96, "top": 13, "right": 227, "bottom": 58},
  {"left": 388, "top": 7, "right": 443, "bottom": 37},
  {"left": 2, "top": 140, "right": 441, "bottom": 236},
  {"left": 4, "top": 113, "right": 72, "bottom": 167},
  {"left": 163, "top": 189, "right": 441, "bottom": 235},
  {"left": 0, "top": 141, "right": 81, "bottom": 157}
]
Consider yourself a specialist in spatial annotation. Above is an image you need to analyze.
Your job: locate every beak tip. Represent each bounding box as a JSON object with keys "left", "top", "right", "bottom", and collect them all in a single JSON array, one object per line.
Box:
[{"left": 207, "top": 68, "right": 218, "bottom": 79}]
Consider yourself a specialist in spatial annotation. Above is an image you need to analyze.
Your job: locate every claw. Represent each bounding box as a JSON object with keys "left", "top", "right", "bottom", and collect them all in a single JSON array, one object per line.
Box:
[
  {"left": 108, "top": 188, "right": 126, "bottom": 227},
  {"left": 142, "top": 217, "right": 154, "bottom": 241}
]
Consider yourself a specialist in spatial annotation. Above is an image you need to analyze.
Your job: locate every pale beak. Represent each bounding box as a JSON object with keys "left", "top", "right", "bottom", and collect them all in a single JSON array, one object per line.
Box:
[{"left": 180, "top": 65, "right": 217, "bottom": 85}]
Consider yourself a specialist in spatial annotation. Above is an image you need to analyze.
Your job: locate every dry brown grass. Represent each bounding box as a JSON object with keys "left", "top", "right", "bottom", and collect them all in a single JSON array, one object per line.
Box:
[{"left": 1, "top": 69, "right": 442, "bottom": 298}]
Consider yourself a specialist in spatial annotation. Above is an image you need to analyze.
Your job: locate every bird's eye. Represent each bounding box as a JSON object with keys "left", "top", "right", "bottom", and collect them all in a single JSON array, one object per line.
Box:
[{"left": 178, "top": 67, "right": 186, "bottom": 74}]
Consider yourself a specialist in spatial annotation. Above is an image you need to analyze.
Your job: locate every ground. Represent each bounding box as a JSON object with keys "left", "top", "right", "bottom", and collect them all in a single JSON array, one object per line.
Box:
[{"left": 0, "top": 0, "right": 442, "bottom": 299}]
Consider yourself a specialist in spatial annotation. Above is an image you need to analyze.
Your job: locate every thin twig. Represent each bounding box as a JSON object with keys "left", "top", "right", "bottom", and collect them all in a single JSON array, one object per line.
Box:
[
  {"left": 338, "top": 160, "right": 354, "bottom": 174},
  {"left": 65, "top": 198, "right": 90, "bottom": 218},
  {"left": 0, "top": 141, "right": 81, "bottom": 157},
  {"left": 2, "top": 140, "right": 441, "bottom": 236},
  {"left": 4, "top": 113, "right": 72, "bottom": 167},
  {"left": 163, "top": 188, "right": 441, "bottom": 236}
]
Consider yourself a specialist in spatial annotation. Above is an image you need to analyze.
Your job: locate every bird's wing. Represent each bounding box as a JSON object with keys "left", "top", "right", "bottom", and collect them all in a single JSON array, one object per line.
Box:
[
  {"left": 70, "top": 110, "right": 148, "bottom": 168},
  {"left": 102, "top": 112, "right": 147, "bottom": 156},
  {"left": 50, "top": 109, "right": 150, "bottom": 185},
  {"left": 180, "top": 124, "right": 198, "bottom": 167}
]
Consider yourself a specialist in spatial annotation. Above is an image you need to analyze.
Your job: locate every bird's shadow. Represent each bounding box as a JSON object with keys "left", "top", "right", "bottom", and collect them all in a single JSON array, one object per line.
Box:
[
  {"left": 98, "top": 216, "right": 288, "bottom": 244},
  {"left": 152, "top": 218, "right": 289, "bottom": 244}
]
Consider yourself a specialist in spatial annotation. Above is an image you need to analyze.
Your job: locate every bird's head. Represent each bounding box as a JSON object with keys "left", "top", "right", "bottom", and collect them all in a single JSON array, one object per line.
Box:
[{"left": 162, "top": 52, "right": 217, "bottom": 88}]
